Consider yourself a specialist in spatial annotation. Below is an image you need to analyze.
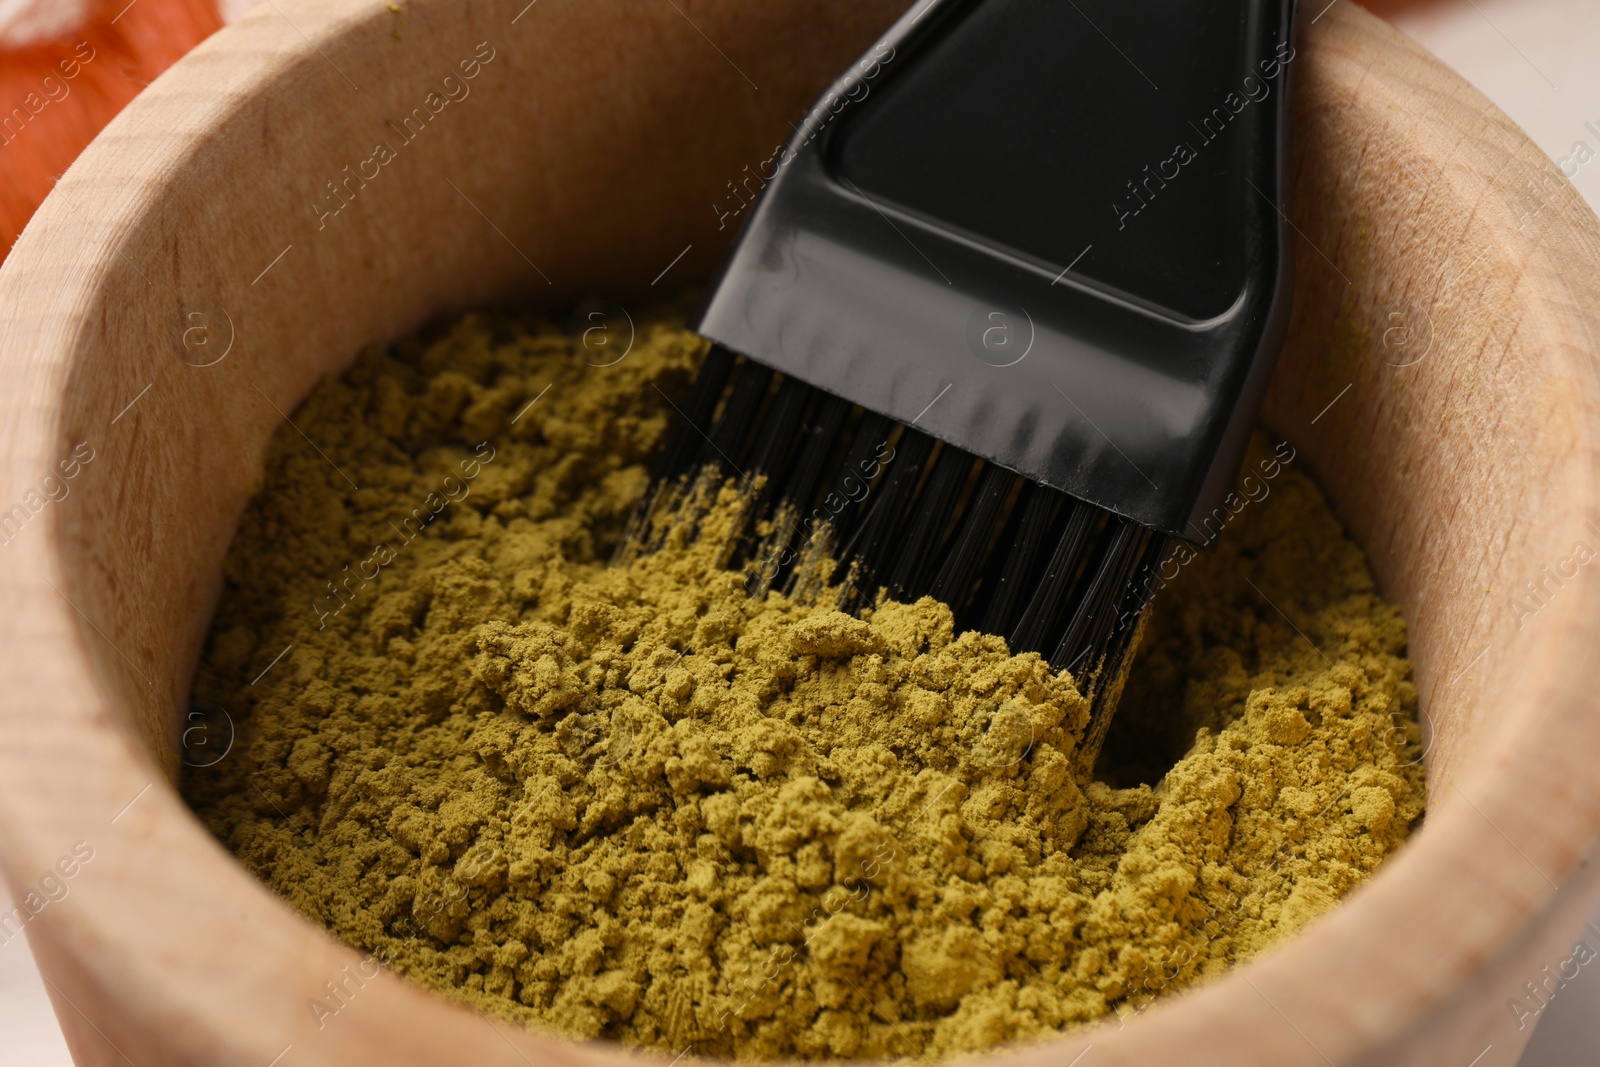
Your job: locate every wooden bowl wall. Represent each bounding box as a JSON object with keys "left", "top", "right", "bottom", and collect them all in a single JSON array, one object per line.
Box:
[{"left": 1, "top": 2, "right": 1599, "bottom": 1065}]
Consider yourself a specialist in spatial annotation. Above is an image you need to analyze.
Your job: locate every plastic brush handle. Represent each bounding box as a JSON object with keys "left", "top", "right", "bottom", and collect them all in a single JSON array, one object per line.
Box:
[{"left": 694, "top": 0, "right": 1297, "bottom": 540}]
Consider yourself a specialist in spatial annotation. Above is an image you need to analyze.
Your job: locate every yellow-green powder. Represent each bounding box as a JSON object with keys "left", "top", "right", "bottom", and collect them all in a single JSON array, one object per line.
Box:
[{"left": 184, "top": 308, "right": 1426, "bottom": 1060}]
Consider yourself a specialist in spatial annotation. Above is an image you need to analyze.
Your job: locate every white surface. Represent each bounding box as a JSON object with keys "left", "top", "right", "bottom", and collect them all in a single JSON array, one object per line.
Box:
[
  {"left": 2, "top": 1, "right": 1600, "bottom": 1063},
  {"left": 0, "top": 885, "right": 72, "bottom": 1065},
  {"left": 1398, "top": 0, "right": 1600, "bottom": 212},
  {"left": 0, "top": 0, "right": 89, "bottom": 48},
  {"left": 217, "top": 0, "right": 263, "bottom": 24}
]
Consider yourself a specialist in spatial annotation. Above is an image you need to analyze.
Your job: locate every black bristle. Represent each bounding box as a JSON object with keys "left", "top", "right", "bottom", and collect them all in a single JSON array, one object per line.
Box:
[
  {"left": 780, "top": 393, "right": 853, "bottom": 518},
  {"left": 1116, "top": 533, "right": 1174, "bottom": 638},
  {"left": 976, "top": 485, "right": 1065, "bottom": 638},
  {"left": 631, "top": 357, "right": 1175, "bottom": 771},
  {"left": 1007, "top": 503, "right": 1098, "bottom": 656},
  {"left": 764, "top": 408, "right": 899, "bottom": 597},
  {"left": 698, "top": 360, "right": 773, "bottom": 476},
  {"left": 744, "top": 375, "right": 813, "bottom": 479},
  {"left": 838, "top": 428, "right": 935, "bottom": 605},
  {"left": 1053, "top": 522, "right": 1159, "bottom": 767},
  {"left": 821, "top": 411, "right": 897, "bottom": 547},
  {"left": 927, "top": 464, "right": 1018, "bottom": 618},
  {"left": 746, "top": 393, "right": 854, "bottom": 594},
  {"left": 1050, "top": 520, "right": 1149, "bottom": 676},
  {"left": 885, "top": 445, "right": 977, "bottom": 602},
  {"left": 727, "top": 377, "right": 817, "bottom": 575},
  {"left": 656, "top": 344, "right": 735, "bottom": 482}
]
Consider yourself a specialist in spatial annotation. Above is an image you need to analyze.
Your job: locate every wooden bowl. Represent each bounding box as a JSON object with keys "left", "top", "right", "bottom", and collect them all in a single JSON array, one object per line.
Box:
[{"left": 2, "top": 2, "right": 1599, "bottom": 1065}]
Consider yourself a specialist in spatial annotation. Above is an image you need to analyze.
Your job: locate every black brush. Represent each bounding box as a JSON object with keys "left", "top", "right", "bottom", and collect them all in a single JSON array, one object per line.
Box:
[{"left": 631, "top": 0, "right": 1297, "bottom": 768}]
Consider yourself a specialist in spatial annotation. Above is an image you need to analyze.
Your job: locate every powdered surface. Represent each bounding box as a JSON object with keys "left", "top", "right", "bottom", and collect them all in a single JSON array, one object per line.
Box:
[{"left": 185, "top": 311, "right": 1427, "bottom": 1059}]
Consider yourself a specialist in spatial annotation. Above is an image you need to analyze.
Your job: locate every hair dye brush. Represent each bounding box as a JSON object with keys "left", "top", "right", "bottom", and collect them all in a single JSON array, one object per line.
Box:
[{"left": 629, "top": 0, "right": 1296, "bottom": 766}]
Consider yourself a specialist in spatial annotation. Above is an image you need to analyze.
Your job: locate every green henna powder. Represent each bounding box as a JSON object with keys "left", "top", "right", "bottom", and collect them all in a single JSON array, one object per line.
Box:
[{"left": 184, "top": 307, "right": 1426, "bottom": 1059}]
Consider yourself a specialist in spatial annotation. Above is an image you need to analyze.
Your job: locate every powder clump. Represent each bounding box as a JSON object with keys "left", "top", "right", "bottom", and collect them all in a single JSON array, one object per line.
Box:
[{"left": 185, "top": 309, "right": 1426, "bottom": 1060}]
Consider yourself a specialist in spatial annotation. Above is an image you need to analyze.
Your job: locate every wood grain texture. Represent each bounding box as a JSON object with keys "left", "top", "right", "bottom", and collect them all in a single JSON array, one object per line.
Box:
[{"left": 0, "top": 2, "right": 1597, "bottom": 1065}]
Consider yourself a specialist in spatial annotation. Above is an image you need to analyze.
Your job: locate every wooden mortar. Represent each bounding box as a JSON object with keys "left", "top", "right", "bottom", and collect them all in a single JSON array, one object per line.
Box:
[{"left": 1, "top": 2, "right": 1598, "bottom": 1065}]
